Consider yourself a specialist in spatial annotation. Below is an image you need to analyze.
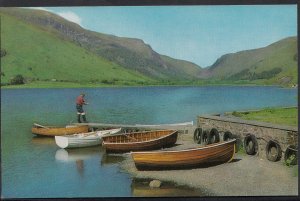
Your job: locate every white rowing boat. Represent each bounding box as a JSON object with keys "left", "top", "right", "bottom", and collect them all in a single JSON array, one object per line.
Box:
[{"left": 55, "top": 128, "right": 121, "bottom": 149}]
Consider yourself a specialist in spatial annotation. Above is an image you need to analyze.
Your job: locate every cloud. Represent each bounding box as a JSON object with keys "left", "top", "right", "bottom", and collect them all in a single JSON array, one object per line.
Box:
[{"left": 57, "top": 11, "right": 82, "bottom": 26}]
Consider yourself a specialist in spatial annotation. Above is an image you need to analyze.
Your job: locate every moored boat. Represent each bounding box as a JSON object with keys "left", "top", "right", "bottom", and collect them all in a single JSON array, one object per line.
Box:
[
  {"left": 131, "top": 139, "right": 236, "bottom": 170},
  {"left": 32, "top": 123, "right": 89, "bottom": 136},
  {"left": 55, "top": 128, "right": 121, "bottom": 149},
  {"left": 102, "top": 130, "right": 178, "bottom": 153}
]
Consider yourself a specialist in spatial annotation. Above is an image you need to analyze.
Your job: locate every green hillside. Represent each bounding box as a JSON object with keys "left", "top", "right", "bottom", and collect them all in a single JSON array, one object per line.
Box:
[
  {"left": 0, "top": 7, "right": 297, "bottom": 88},
  {"left": 0, "top": 8, "right": 202, "bottom": 82},
  {"left": 205, "top": 37, "right": 298, "bottom": 86},
  {"left": 0, "top": 12, "right": 153, "bottom": 86}
]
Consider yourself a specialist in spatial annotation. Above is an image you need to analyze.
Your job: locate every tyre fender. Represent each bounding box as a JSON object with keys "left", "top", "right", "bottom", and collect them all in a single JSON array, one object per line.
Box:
[
  {"left": 284, "top": 145, "right": 298, "bottom": 165},
  {"left": 243, "top": 134, "right": 258, "bottom": 155},
  {"left": 207, "top": 128, "right": 220, "bottom": 144},
  {"left": 223, "top": 131, "right": 233, "bottom": 141},
  {"left": 201, "top": 129, "right": 210, "bottom": 145},
  {"left": 193, "top": 127, "right": 203, "bottom": 144},
  {"left": 266, "top": 140, "right": 282, "bottom": 162}
]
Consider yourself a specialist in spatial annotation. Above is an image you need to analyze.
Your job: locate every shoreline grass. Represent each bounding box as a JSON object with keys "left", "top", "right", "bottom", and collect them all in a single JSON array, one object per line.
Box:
[
  {"left": 0, "top": 80, "right": 289, "bottom": 89},
  {"left": 229, "top": 107, "right": 298, "bottom": 127}
]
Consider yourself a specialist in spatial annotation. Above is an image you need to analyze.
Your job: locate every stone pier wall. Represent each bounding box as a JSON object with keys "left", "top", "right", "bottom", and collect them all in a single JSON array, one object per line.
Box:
[{"left": 197, "top": 115, "right": 298, "bottom": 160}]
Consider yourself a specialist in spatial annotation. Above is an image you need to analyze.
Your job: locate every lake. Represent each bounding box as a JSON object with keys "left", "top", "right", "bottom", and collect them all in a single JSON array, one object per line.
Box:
[{"left": 1, "top": 86, "right": 297, "bottom": 198}]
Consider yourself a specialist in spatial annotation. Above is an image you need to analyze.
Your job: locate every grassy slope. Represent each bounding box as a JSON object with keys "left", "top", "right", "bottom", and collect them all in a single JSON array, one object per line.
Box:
[
  {"left": 0, "top": 8, "right": 202, "bottom": 81},
  {"left": 209, "top": 37, "right": 297, "bottom": 86},
  {"left": 160, "top": 55, "right": 202, "bottom": 79},
  {"left": 250, "top": 37, "right": 298, "bottom": 85},
  {"left": 230, "top": 107, "right": 298, "bottom": 127},
  {"left": 0, "top": 13, "right": 153, "bottom": 85}
]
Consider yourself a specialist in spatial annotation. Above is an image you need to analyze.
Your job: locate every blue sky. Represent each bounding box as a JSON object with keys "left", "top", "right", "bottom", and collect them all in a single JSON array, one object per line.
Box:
[{"left": 33, "top": 5, "right": 297, "bottom": 67}]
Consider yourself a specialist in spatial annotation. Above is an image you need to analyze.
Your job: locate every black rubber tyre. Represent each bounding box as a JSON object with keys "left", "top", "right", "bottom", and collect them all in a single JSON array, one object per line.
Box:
[
  {"left": 223, "top": 131, "right": 233, "bottom": 141},
  {"left": 193, "top": 127, "right": 203, "bottom": 144},
  {"left": 266, "top": 140, "right": 282, "bottom": 162},
  {"left": 284, "top": 145, "right": 298, "bottom": 165},
  {"left": 244, "top": 134, "right": 258, "bottom": 155},
  {"left": 208, "top": 128, "right": 220, "bottom": 144},
  {"left": 201, "top": 130, "right": 209, "bottom": 145}
]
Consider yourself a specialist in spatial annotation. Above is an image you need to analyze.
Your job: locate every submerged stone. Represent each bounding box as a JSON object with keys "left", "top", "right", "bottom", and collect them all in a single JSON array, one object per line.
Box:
[{"left": 149, "top": 180, "right": 162, "bottom": 188}]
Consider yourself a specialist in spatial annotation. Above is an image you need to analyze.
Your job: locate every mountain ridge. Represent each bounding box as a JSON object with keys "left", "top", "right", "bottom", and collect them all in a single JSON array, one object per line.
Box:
[
  {"left": 201, "top": 36, "right": 297, "bottom": 85},
  {"left": 0, "top": 7, "right": 297, "bottom": 87},
  {"left": 0, "top": 7, "right": 203, "bottom": 80}
]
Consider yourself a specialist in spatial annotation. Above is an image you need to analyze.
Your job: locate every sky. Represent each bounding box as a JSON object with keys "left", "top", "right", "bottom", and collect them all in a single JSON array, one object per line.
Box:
[{"left": 31, "top": 5, "right": 297, "bottom": 67}]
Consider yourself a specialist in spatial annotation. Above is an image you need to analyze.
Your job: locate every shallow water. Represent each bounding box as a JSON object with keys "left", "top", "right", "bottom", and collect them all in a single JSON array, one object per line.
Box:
[{"left": 1, "top": 86, "right": 297, "bottom": 198}]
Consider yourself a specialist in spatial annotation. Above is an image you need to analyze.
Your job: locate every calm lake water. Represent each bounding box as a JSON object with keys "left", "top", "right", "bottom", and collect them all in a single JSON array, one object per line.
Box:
[{"left": 1, "top": 86, "right": 297, "bottom": 198}]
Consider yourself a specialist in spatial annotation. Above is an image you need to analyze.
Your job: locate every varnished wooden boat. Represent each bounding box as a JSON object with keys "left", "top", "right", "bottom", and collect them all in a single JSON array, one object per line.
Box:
[
  {"left": 31, "top": 123, "right": 89, "bottom": 136},
  {"left": 102, "top": 130, "right": 178, "bottom": 153},
  {"left": 131, "top": 139, "right": 236, "bottom": 170}
]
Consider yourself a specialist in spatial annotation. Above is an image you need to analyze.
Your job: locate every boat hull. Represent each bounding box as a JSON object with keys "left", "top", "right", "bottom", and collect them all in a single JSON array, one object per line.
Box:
[
  {"left": 55, "top": 134, "right": 102, "bottom": 149},
  {"left": 131, "top": 139, "right": 236, "bottom": 170},
  {"left": 32, "top": 124, "right": 89, "bottom": 136},
  {"left": 55, "top": 128, "right": 121, "bottom": 149},
  {"left": 102, "top": 130, "right": 178, "bottom": 153}
]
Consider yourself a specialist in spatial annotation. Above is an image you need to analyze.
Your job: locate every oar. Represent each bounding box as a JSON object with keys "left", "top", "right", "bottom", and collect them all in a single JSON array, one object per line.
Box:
[
  {"left": 34, "top": 123, "right": 50, "bottom": 129},
  {"left": 81, "top": 131, "right": 98, "bottom": 137}
]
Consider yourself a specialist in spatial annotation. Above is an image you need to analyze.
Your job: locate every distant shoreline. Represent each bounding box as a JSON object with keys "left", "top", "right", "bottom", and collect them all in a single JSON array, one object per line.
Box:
[{"left": 1, "top": 81, "right": 294, "bottom": 89}]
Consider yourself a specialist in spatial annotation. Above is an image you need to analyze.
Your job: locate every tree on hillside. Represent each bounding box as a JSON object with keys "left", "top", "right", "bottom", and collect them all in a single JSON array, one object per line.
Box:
[
  {"left": 0, "top": 49, "right": 7, "bottom": 57},
  {"left": 10, "top": 74, "right": 25, "bottom": 85}
]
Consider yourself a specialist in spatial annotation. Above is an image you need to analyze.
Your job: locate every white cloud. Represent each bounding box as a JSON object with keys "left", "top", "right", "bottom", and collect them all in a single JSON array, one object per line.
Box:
[{"left": 57, "top": 11, "right": 82, "bottom": 26}]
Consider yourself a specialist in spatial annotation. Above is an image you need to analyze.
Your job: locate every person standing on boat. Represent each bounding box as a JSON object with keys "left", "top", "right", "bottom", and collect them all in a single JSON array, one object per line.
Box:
[{"left": 76, "top": 93, "right": 88, "bottom": 123}]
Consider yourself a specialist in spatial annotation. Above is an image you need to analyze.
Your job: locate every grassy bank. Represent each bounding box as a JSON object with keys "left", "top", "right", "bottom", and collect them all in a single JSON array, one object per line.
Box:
[
  {"left": 229, "top": 107, "right": 298, "bottom": 127},
  {"left": 1, "top": 79, "right": 286, "bottom": 89},
  {"left": 0, "top": 81, "right": 154, "bottom": 89}
]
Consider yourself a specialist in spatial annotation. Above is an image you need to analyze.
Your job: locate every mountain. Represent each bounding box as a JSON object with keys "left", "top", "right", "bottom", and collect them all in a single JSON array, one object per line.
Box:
[
  {"left": 0, "top": 7, "right": 297, "bottom": 87},
  {"left": 202, "top": 37, "right": 298, "bottom": 85},
  {"left": 0, "top": 9, "right": 155, "bottom": 86},
  {"left": 0, "top": 7, "right": 202, "bottom": 85}
]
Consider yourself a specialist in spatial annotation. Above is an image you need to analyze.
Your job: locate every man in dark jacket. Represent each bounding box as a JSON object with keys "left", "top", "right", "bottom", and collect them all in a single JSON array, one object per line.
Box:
[{"left": 76, "top": 93, "right": 88, "bottom": 123}]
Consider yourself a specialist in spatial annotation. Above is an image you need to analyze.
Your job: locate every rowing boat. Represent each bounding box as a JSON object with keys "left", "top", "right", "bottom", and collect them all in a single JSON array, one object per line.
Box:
[
  {"left": 32, "top": 123, "right": 89, "bottom": 136},
  {"left": 131, "top": 139, "right": 236, "bottom": 170},
  {"left": 102, "top": 130, "right": 178, "bottom": 153},
  {"left": 55, "top": 128, "right": 121, "bottom": 149}
]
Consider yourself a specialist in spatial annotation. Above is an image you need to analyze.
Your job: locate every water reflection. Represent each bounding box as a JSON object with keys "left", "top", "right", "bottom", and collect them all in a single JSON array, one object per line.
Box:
[
  {"left": 75, "top": 160, "right": 84, "bottom": 177},
  {"left": 55, "top": 147, "right": 102, "bottom": 162},
  {"left": 31, "top": 136, "right": 55, "bottom": 145},
  {"left": 131, "top": 178, "right": 207, "bottom": 197},
  {"left": 55, "top": 147, "right": 103, "bottom": 178},
  {"left": 101, "top": 153, "right": 125, "bottom": 167}
]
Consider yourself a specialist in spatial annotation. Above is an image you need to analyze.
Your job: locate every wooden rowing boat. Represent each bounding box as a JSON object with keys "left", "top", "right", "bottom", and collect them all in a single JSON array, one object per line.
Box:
[
  {"left": 131, "top": 139, "right": 236, "bottom": 170},
  {"left": 102, "top": 130, "right": 178, "bottom": 153},
  {"left": 31, "top": 123, "right": 89, "bottom": 136},
  {"left": 55, "top": 128, "right": 121, "bottom": 149}
]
